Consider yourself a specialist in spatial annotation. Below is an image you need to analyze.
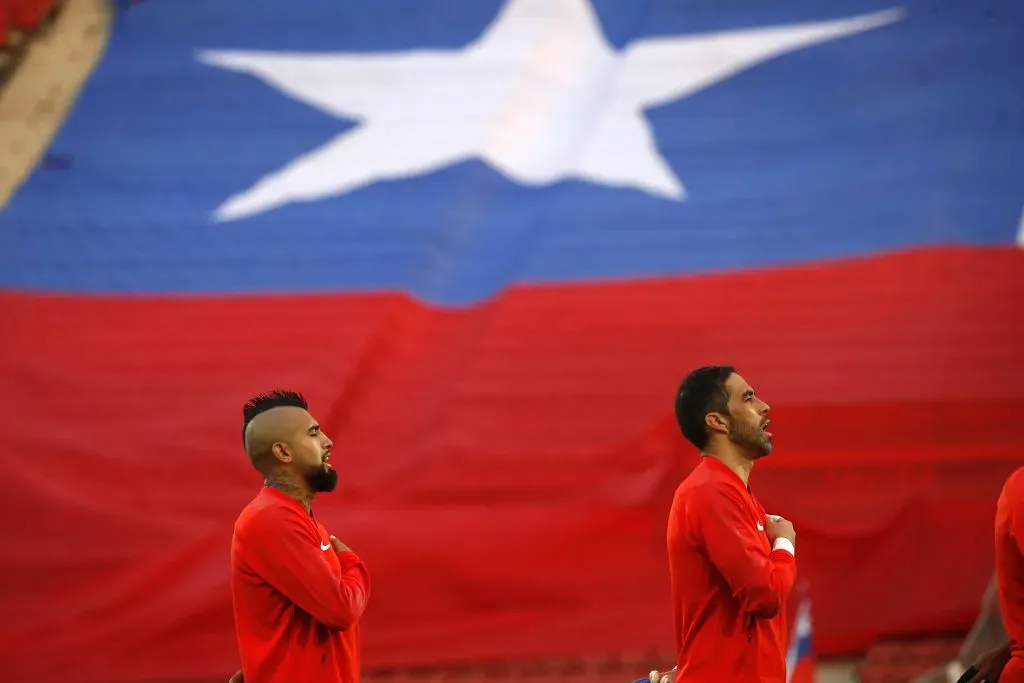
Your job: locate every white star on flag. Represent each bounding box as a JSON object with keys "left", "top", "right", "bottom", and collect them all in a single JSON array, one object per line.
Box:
[{"left": 197, "top": 0, "right": 905, "bottom": 222}]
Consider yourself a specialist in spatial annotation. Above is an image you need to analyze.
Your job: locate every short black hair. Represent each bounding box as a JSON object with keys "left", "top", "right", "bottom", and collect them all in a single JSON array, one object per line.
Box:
[
  {"left": 674, "top": 366, "right": 735, "bottom": 451},
  {"left": 242, "top": 390, "right": 308, "bottom": 444}
]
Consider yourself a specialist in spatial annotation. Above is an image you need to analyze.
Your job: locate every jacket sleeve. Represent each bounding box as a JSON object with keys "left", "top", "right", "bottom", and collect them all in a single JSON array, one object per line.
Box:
[
  {"left": 240, "top": 505, "right": 371, "bottom": 630},
  {"left": 1011, "top": 495, "right": 1024, "bottom": 558},
  {"left": 1009, "top": 470, "right": 1024, "bottom": 557},
  {"left": 690, "top": 483, "right": 796, "bottom": 619}
]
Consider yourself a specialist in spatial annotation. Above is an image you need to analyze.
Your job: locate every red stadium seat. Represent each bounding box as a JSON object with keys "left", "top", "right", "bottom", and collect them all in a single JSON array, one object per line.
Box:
[
  {"left": 858, "top": 638, "right": 963, "bottom": 683},
  {"left": 365, "top": 655, "right": 669, "bottom": 683},
  {"left": 0, "top": 0, "right": 9, "bottom": 49},
  {"left": 11, "top": 0, "right": 52, "bottom": 32}
]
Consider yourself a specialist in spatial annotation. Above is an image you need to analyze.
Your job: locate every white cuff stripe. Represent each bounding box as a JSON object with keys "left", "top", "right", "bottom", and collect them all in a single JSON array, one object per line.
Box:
[{"left": 772, "top": 537, "right": 795, "bottom": 556}]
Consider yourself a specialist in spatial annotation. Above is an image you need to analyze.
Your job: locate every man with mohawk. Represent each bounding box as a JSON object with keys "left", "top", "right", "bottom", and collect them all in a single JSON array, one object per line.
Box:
[{"left": 228, "top": 390, "right": 371, "bottom": 683}]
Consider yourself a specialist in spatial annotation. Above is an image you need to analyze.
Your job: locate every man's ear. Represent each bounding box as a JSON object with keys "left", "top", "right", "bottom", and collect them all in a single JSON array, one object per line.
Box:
[
  {"left": 271, "top": 442, "right": 292, "bottom": 464},
  {"left": 705, "top": 412, "right": 729, "bottom": 436}
]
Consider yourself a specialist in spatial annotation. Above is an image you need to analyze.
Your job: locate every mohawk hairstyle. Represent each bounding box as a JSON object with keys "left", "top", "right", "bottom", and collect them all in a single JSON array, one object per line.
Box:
[{"left": 242, "top": 390, "right": 308, "bottom": 444}]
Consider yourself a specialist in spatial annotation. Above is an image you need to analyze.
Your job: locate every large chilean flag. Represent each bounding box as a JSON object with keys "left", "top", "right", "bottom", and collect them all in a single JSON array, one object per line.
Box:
[{"left": 0, "top": 1, "right": 1021, "bottom": 682}]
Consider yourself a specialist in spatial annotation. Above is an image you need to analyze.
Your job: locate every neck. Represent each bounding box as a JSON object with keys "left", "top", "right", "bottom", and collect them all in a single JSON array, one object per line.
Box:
[
  {"left": 704, "top": 447, "right": 755, "bottom": 487},
  {"left": 264, "top": 470, "right": 313, "bottom": 510}
]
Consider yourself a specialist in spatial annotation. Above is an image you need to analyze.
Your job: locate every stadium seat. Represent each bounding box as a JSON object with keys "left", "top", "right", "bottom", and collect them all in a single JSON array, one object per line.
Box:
[
  {"left": 0, "top": 0, "right": 8, "bottom": 47},
  {"left": 11, "top": 0, "right": 53, "bottom": 32},
  {"left": 365, "top": 654, "right": 670, "bottom": 683},
  {"left": 858, "top": 638, "right": 963, "bottom": 683}
]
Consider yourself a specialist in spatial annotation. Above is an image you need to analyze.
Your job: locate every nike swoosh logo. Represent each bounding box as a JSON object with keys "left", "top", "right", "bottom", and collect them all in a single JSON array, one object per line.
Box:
[
  {"left": 757, "top": 523, "right": 765, "bottom": 531},
  {"left": 320, "top": 541, "right": 331, "bottom": 551}
]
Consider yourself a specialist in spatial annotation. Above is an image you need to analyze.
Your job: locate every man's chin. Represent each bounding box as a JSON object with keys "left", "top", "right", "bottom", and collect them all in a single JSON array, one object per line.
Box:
[
  {"left": 734, "top": 439, "right": 772, "bottom": 459},
  {"left": 310, "top": 467, "right": 339, "bottom": 493},
  {"left": 753, "top": 438, "right": 773, "bottom": 459}
]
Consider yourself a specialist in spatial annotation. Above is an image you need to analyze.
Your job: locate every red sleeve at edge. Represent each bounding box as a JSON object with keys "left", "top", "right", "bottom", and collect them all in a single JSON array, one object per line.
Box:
[{"left": 1008, "top": 468, "right": 1024, "bottom": 557}]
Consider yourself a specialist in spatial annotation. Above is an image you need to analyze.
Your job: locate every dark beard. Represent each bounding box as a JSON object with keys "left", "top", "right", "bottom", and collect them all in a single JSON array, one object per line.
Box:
[
  {"left": 307, "top": 463, "right": 339, "bottom": 493},
  {"left": 729, "top": 421, "right": 772, "bottom": 458}
]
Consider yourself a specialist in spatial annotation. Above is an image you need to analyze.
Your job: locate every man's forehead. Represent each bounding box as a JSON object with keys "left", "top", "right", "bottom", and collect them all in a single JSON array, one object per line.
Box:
[{"left": 725, "top": 372, "right": 753, "bottom": 396}]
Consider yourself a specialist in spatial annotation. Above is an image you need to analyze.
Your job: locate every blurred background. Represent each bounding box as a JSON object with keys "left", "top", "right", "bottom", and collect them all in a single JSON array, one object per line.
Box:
[{"left": 0, "top": 1, "right": 1021, "bottom": 682}]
